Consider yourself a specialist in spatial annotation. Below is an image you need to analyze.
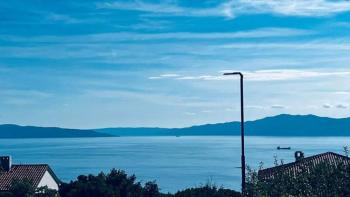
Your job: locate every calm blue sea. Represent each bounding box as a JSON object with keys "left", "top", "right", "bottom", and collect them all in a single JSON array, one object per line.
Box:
[{"left": 0, "top": 136, "right": 348, "bottom": 192}]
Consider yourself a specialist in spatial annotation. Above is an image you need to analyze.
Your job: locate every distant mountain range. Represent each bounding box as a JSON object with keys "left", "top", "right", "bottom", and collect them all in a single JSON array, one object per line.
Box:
[
  {"left": 0, "top": 124, "right": 111, "bottom": 138},
  {"left": 1, "top": 114, "right": 350, "bottom": 138},
  {"left": 96, "top": 114, "right": 350, "bottom": 136}
]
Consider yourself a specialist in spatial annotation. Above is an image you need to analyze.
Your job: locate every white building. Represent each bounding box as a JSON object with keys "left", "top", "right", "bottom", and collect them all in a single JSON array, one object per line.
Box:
[{"left": 0, "top": 156, "right": 60, "bottom": 191}]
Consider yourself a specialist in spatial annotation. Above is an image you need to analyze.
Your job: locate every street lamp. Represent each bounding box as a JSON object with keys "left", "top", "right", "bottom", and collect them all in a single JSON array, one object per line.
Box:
[{"left": 223, "top": 72, "right": 245, "bottom": 194}]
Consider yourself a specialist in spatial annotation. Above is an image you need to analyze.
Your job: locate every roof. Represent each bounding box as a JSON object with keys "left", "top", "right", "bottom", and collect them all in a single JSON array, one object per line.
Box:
[
  {"left": 258, "top": 152, "right": 350, "bottom": 180},
  {"left": 0, "top": 164, "right": 60, "bottom": 191}
]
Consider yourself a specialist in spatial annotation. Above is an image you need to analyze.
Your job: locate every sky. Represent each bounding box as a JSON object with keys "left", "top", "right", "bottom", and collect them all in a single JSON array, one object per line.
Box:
[{"left": 1, "top": 0, "right": 350, "bottom": 129}]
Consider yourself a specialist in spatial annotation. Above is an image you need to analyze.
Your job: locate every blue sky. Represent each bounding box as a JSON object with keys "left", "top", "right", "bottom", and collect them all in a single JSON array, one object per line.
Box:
[{"left": 1, "top": 0, "right": 350, "bottom": 129}]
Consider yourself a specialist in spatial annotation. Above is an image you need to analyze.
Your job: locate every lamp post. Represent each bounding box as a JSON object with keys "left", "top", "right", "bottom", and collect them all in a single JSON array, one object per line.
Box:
[{"left": 223, "top": 72, "right": 245, "bottom": 194}]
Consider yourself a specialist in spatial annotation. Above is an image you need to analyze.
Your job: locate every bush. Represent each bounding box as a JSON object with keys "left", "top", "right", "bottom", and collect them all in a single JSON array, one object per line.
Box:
[
  {"left": 1, "top": 168, "right": 241, "bottom": 197},
  {"left": 59, "top": 169, "right": 241, "bottom": 197},
  {"left": 0, "top": 179, "right": 58, "bottom": 197},
  {"left": 59, "top": 169, "right": 162, "bottom": 197},
  {"left": 246, "top": 161, "right": 350, "bottom": 197},
  {"left": 174, "top": 184, "right": 241, "bottom": 197},
  {"left": 9, "top": 179, "right": 35, "bottom": 197}
]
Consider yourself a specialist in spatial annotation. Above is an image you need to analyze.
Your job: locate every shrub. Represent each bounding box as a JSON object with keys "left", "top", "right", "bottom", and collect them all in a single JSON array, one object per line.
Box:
[
  {"left": 174, "top": 184, "right": 241, "bottom": 197},
  {"left": 246, "top": 161, "right": 350, "bottom": 197}
]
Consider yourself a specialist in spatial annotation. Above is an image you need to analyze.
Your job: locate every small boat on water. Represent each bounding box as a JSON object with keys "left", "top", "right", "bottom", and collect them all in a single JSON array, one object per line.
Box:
[{"left": 277, "top": 146, "right": 291, "bottom": 150}]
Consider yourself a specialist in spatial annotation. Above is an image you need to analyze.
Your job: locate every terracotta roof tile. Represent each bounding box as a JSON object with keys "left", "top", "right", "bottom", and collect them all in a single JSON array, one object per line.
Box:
[{"left": 0, "top": 164, "right": 49, "bottom": 191}]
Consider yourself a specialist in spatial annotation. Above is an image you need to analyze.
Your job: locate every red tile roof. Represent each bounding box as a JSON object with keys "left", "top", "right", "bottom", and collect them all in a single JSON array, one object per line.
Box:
[
  {"left": 258, "top": 152, "right": 350, "bottom": 180},
  {"left": 0, "top": 164, "right": 59, "bottom": 191}
]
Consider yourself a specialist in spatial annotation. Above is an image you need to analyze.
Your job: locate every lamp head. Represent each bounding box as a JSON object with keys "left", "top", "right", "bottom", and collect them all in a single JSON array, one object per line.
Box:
[{"left": 223, "top": 72, "right": 243, "bottom": 77}]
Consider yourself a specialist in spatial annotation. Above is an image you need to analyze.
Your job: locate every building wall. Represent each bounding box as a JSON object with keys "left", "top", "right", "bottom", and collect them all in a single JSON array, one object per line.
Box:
[{"left": 37, "top": 171, "right": 59, "bottom": 190}]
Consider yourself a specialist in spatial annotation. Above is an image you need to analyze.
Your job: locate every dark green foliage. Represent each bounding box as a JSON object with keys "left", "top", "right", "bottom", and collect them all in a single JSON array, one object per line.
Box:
[
  {"left": 35, "top": 186, "right": 59, "bottom": 197},
  {"left": 0, "top": 179, "right": 58, "bottom": 197},
  {"left": 9, "top": 179, "right": 35, "bottom": 197},
  {"left": 59, "top": 169, "right": 241, "bottom": 197},
  {"left": 174, "top": 185, "right": 241, "bottom": 197},
  {"left": 143, "top": 181, "right": 160, "bottom": 197},
  {"left": 59, "top": 169, "right": 162, "bottom": 197},
  {"left": 0, "top": 168, "right": 241, "bottom": 197},
  {"left": 246, "top": 161, "right": 350, "bottom": 197},
  {"left": 0, "top": 192, "right": 14, "bottom": 197}
]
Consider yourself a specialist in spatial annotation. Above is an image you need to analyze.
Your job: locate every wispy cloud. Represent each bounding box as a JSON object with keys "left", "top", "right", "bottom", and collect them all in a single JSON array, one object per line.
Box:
[
  {"left": 323, "top": 103, "right": 332, "bottom": 109},
  {"left": 185, "top": 112, "right": 196, "bottom": 116},
  {"left": 1, "top": 28, "right": 311, "bottom": 44},
  {"left": 336, "top": 104, "right": 348, "bottom": 109},
  {"left": 0, "top": 89, "right": 52, "bottom": 105},
  {"left": 96, "top": 1, "right": 232, "bottom": 18},
  {"left": 225, "top": 107, "right": 236, "bottom": 112},
  {"left": 333, "top": 91, "right": 350, "bottom": 95},
  {"left": 97, "top": 0, "right": 350, "bottom": 18},
  {"left": 84, "top": 89, "right": 226, "bottom": 108},
  {"left": 271, "top": 104, "right": 286, "bottom": 109},
  {"left": 148, "top": 73, "right": 180, "bottom": 80},
  {"left": 232, "top": 0, "right": 350, "bottom": 17},
  {"left": 246, "top": 105, "right": 266, "bottom": 109},
  {"left": 219, "top": 41, "right": 350, "bottom": 50},
  {"left": 0, "top": 89, "right": 52, "bottom": 98},
  {"left": 47, "top": 13, "right": 81, "bottom": 24},
  {"left": 150, "top": 69, "right": 350, "bottom": 82},
  {"left": 322, "top": 103, "right": 348, "bottom": 109}
]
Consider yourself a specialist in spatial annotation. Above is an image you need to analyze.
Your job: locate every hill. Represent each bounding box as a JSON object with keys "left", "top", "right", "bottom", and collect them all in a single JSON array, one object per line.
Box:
[
  {"left": 0, "top": 124, "right": 111, "bottom": 138},
  {"left": 2, "top": 114, "right": 350, "bottom": 138},
  {"left": 96, "top": 114, "right": 350, "bottom": 136}
]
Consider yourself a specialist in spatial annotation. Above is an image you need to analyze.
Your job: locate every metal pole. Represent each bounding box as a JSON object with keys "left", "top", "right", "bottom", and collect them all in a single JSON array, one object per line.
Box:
[
  {"left": 239, "top": 74, "right": 245, "bottom": 194},
  {"left": 223, "top": 72, "right": 245, "bottom": 194}
]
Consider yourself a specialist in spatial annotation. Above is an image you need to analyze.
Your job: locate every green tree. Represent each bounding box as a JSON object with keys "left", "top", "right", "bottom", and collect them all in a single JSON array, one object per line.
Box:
[
  {"left": 59, "top": 169, "right": 241, "bottom": 197},
  {"left": 9, "top": 179, "right": 35, "bottom": 197},
  {"left": 174, "top": 184, "right": 241, "bottom": 197},
  {"left": 246, "top": 161, "right": 350, "bottom": 197},
  {"left": 35, "top": 186, "right": 59, "bottom": 197},
  {"left": 143, "top": 181, "right": 160, "bottom": 197}
]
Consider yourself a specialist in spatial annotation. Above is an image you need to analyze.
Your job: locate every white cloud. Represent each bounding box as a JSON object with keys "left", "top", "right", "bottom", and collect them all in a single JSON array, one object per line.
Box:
[
  {"left": 334, "top": 91, "right": 350, "bottom": 95},
  {"left": 0, "top": 28, "right": 311, "bottom": 44},
  {"left": 225, "top": 107, "right": 236, "bottom": 111},
  {"left": 0, "top": 89, "right": 52, "bottom": 98},
  {"left": 96, "top": 1, "right": 231, "bottom": 18},
  {"left": 185, "top": 112, "right": 196, "bottom": 116},
  {"left": 97, "top": 1, "right": 184, "bottom": 14},
  {"left": 271, "top": 104, "right": 286, "bottom": 109},
  {"left": 246, "top": 105, "right": 266, "bottom": 109},
  {"left": 148, "top": 76, "right": 163, "bottom": 80},
  {"left": 160, "top": 74, "right": 180, "bottom": 78},
  {"left": 47, "top": 13, "right": 81, "bottom": 24},
  {"left": 244, "top": 69, "right": 350, "bottom": 81},
  {"left": 219, "top": 41, "right": 350, "bottom": 50},
  {"left": 0, "top": 89, "right": 52, "bottom": 105},
  {"left": 336, "top": 104, "right": 348, "bottom": 109},
  {"left": 84, "top": 89, "right": 226, "bottom": 108},
  {"left": 323, "top": 103, "right": 332, "bottom": 108},
  {"left": 97, "top": 0, "right": 350, "bottom": 18},
  {"left": 153, "top": 69, "right": 350, "bottom": 82},
  {"left": 149, "top": 73, "right": 180, "bottom": 79},
  {"left": 232, "top": 0, "right": 350, "bottom": 17}
]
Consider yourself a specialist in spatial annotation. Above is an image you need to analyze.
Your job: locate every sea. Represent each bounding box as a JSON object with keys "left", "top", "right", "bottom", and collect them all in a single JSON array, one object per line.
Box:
[{"left": 0, "top": 136, "right": 348, "bottom": 193}]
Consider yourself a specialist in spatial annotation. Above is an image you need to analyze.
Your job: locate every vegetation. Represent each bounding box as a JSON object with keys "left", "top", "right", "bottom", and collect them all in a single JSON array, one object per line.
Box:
[
  {"left": 4, "top": 155, "right": 350, "bottom": 197},
  {"left": 174, "top": 184, "right": 241, "bottom": 197},
  {"left": 0, "top": 169, "right": 241, "bottom": 197},
  {"left": 0, "top": 179, "right": 58, "bottom": 197},
  {"left": 246, "top": 157, "right": 350, "bottom": 196},
  {"left": 59, "top": 169, "right": 241, "bottom": 197}
]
